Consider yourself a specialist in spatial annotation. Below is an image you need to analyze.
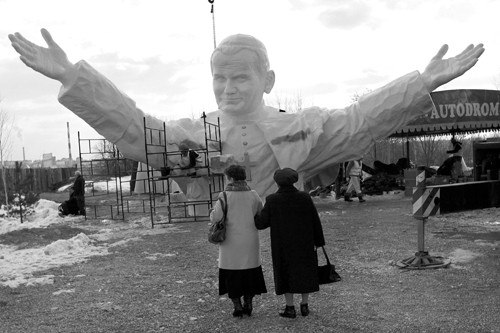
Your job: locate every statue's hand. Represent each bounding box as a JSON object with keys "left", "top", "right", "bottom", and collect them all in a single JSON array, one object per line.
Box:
[
  {"left": 421, "top": 43, "right": 485, "bottom": 92},
  {"left": 9, "top": 28, "right": 75, "bottom": 84}
]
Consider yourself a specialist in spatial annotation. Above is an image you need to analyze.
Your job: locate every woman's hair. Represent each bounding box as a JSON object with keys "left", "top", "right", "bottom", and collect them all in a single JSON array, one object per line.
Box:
[{"left": 224, "top": 164, "right": 246, "bottom": 181}]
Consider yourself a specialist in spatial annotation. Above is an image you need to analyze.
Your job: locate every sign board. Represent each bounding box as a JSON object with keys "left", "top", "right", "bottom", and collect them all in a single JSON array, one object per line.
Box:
[
  {"left": 392, "top": 89, "right": 500, "bottom": 137},
  {"left": 413, "top": 187, "right": 440, "bottom": 218}
]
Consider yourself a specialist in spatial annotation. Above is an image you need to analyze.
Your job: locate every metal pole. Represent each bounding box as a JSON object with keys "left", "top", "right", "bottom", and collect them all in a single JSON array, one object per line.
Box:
[
  {"left": 417, "top": 218, "right": 425, "bottom": 252},
  {"left": 20, "top": 200, "right": 23, "bottom": 224},
  {"left": 406, "top": 137, "right": 410, "bottom": 163},
  {"left": 209, "top": 0, "right": 216, "bottom": 49},
  {"left": 67, "top": 122, "right": 72, "bottom": 160}
]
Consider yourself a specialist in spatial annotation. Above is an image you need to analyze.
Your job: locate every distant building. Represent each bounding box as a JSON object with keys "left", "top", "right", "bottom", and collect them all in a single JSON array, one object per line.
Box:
[
  {"left": 3, "top": 154, "right": 77, "bottom": 169},
  {"left": 56, "top": 157, "right": 77, "bottom": 168},
  {"left": 3, "top": 161, "right": 17, "bottom": 168},
  {"left": 29, "top": 160, "right": 43, "bottom": 168},
  {"left": 42, "top": 153, "right": 56, "bottom": 168}
]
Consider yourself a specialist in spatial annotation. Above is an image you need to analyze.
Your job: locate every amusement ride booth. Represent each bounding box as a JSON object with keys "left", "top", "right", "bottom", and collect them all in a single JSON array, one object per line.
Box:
[
  {"left": 390, "top": 89, "right": 500, "bottom": 213},
  {"left": 390, "top": 89, "right": 499, "bottom": 269}
]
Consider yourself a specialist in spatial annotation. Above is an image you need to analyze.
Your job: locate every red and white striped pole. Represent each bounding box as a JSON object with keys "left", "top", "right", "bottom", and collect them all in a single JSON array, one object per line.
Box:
[
  {"left": 396, "top": 167, "right": 449, "bottom": 269},
  {"left": 413, "top": 166, "right": 427, "bottom": 252}
]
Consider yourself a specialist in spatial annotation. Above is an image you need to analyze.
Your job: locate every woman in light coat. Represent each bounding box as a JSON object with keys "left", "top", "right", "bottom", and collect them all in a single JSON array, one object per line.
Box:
[{"left": 210, "top": 165, "right": 266, "bottom": 317}]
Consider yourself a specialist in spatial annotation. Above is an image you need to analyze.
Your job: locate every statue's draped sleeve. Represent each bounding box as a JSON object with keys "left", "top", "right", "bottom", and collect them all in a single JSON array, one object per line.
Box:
[
  {"left": 58, "top": 60, "right": 202, "bottom": 168},
  {"left": 258, "top": 71, "right": 434, "bottom": 181}
]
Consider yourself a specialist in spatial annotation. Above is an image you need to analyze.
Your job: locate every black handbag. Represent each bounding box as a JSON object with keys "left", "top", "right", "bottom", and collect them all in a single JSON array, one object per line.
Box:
[
  {"left": 208, "top": 192, "right": 228, "bottom": 244},
  {"left": 317, "top": 246, "right": 341, "bottom": 284}
]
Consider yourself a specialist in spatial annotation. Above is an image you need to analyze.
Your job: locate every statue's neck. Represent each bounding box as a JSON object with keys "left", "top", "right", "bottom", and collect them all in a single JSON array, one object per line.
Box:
[{"left": 222, "top": 101, "right": 269, "bottom": 124}]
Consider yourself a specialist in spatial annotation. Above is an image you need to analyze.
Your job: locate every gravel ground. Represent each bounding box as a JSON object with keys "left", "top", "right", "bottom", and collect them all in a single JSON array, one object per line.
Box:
[{"left": 1, "top": 194, "right": 499, "bottom": 332}]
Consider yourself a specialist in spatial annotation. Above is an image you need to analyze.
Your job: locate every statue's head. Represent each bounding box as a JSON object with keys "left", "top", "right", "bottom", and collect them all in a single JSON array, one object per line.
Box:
[
  {"left": 211, "top": 34, "right": 270, "bottom": 75},
  {"left": 210, "top": 34, "right": 275, "bottom": 116}
]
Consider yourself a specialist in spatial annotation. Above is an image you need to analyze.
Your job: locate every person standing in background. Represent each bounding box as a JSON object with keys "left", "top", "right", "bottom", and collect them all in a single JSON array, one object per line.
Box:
[
  {"left": 70, "top": 170, "right": 85, "bottom": 215},
  {"left": 345, "top": 159, "right": 365, "bottom": 202}
]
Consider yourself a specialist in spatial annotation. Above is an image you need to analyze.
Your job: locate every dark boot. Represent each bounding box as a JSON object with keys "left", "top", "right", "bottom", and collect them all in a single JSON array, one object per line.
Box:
[
  {"left": 344, "top": 194, "right": 353, "bottom": 202},
  {"left": 358, "top": 194, "right": 365, "bottom": 202},
  {"left": 231, "top": 297, "right": 244, "bottom": 318},
  {"left": 243, "top": 295, "right": 253, "bottom": 316},
  {"left": 279, "top": 305, "right": 297, "bottom": 318},
  {"left": 300, "top": 303, "right": 310, "bottom": 316}
]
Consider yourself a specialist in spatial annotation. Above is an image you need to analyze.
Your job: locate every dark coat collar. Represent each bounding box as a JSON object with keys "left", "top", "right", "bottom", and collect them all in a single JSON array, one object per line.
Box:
[{"left": 276, "top": 185, "right": 299, "bottom": 193}]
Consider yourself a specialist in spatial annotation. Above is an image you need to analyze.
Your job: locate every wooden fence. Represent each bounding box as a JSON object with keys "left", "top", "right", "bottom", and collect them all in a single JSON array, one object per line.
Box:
[{"left": 0, "top": 167, "right": 77, "bottom": 193}]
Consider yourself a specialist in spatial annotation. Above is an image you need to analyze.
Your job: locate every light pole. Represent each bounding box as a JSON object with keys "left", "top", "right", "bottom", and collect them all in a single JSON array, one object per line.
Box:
[{"left": 0, "top": 139, "right": 9, "bottom": 207}]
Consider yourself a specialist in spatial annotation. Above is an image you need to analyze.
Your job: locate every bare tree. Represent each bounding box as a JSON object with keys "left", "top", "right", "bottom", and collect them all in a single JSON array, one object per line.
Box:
[
  {"left": 270, "top": 91, "right": 304, "bottom": 113},
  {"left": 415, "top": 135, "right": 437, "bottom": 166},
  {"left": 0, "top": 99, "right": 14, "bottom": 206}
]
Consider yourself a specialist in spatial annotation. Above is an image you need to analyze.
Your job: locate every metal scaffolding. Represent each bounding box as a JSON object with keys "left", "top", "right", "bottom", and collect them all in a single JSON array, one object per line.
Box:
[
  {"left": 77, "top": 113, "right": 224, "bottom": 227},
  {"left": 143, "top": 113, "right": 224, "bottom": 227}
]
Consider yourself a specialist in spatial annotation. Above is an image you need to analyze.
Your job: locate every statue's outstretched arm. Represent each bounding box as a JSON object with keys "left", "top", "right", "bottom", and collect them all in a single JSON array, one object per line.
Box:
[
  {"left": 9, "top": 28, "right": 76, "bottom": 85},
  {"left": 421, "top": 43, "right": 485, "bottom": 92}
]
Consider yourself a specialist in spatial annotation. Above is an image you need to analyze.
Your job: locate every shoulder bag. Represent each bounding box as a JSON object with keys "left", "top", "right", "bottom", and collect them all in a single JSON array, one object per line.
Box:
[{"left": 208, "top": 191, "right": 228, "bottom": 244}]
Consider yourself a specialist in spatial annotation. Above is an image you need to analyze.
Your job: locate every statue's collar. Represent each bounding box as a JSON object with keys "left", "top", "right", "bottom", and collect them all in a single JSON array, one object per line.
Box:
[{"left": 221, "top": 103, "right": 277, "bottom": 124}]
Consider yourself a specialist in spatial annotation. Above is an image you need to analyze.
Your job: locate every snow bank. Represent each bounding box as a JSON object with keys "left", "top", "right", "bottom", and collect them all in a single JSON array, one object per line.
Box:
[
  {"left": 0, "top": 199, "right": 72, "bottom": 235},
  {"left": 0, "top": 233, "right": 108, "bottom": 288}
]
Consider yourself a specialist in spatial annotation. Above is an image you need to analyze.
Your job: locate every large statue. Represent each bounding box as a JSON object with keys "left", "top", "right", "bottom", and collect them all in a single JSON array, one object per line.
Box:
[{"left": 8, "top": 29, "right": 484, "bottom": 199}]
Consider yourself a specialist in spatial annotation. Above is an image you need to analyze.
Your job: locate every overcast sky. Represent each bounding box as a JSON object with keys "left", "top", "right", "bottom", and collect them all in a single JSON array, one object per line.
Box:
[{"left": 0, "top": 0, "right": 499, "bottom": 161}]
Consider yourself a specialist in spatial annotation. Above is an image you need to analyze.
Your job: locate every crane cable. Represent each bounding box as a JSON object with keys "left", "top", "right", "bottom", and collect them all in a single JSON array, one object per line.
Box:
[{"left": 208, "top": 0, "right": 216, "bottom": 49}]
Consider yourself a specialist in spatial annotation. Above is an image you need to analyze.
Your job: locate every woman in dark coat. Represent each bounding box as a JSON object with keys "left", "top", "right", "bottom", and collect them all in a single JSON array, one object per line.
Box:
[{"left": 255, "top": 168, "right": 325, "bottom": 318}]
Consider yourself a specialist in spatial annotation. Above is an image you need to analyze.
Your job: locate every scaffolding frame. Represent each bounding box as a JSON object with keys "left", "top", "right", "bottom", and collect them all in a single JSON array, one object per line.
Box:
[
  {"left": 77, "top": 135, "right": 176, "bottom": 221},
  {"left": 77, "top": 133, "right": 128, "bottom": 220},
  {"left": 77, "top": 113, "right": 224, "bottom": 227},
  {"left": 143, "top": 113, "right": 224, "bottom": 227}
]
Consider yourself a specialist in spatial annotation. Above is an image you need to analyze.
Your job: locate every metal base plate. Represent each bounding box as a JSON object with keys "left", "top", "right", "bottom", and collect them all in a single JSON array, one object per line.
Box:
[{"left": 396, "top": 251, "right": 451, "bottom": 269}]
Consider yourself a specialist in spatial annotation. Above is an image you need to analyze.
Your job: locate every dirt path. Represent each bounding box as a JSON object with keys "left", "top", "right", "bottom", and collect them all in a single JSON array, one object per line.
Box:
[{"left": 1, "top": 194, "right": 499, "bottom": 332}]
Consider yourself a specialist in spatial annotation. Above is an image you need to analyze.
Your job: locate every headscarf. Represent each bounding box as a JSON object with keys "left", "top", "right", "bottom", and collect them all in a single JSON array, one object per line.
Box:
[{"left": 273, "top": 168, "right": 299, "bottom": 186}]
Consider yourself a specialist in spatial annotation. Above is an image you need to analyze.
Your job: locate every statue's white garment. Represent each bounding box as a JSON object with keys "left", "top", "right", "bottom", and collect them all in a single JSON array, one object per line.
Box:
[{"left": 59, "top": 61, "right": 434, "bottom": 198}]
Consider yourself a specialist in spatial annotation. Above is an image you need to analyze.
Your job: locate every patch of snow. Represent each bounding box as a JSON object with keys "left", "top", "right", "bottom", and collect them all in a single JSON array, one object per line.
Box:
[
  {"left": 0, "top": 232, "right": 108, "bottom": 288},
  {"left": 0, "top": 199, "right": 78, "bottom": 235}
]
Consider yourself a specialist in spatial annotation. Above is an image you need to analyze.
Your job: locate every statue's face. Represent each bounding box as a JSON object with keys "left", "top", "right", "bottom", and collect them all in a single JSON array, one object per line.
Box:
[{"left": 212, "top": 50, "right": 267, "bottom": 116}]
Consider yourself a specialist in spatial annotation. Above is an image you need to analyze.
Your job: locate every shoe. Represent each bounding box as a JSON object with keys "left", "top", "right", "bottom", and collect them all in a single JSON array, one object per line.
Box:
[
  {"left": 279, "top": 305, "right": 296, "bottom": 318},
  {"left": 344, "top": 195, "right": 353, "bottom": 202},
  {"left": 232, "top": 308, "right": 244, "bottom": 318},
  {"left": 231, "top": 298, "right": 244, "bottom": 318},
  {"left": 358, "top": 195, "right": 365, "bottom": 202},
  {"left": 243, "top": 303, "right": 252, "bottom": 316},
  {"left": 300, "top": 303, "right": 309, "bottom": 317},
  {"left": 243, "top": 296, "right": 253, "bottom": 316}
]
